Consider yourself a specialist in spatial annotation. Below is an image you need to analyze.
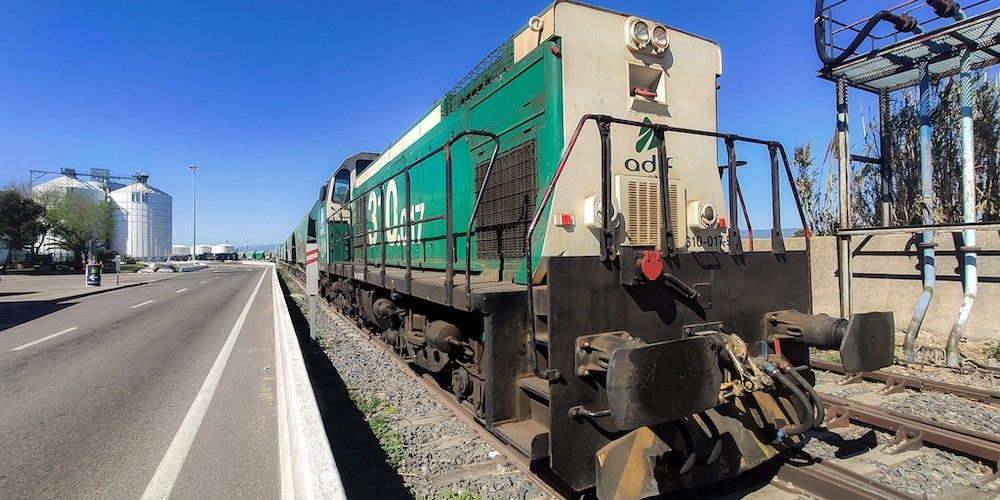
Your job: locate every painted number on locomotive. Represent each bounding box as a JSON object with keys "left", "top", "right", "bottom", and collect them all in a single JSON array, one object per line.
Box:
[{"left": 367, "top": 179, "right": 425, "bottom": 245}]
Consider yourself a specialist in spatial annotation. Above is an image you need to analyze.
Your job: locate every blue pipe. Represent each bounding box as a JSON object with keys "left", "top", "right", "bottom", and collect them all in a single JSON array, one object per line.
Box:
[
  {"left": 947, "top": 48, "right": 978, "bottom": 367},
  {"left": 903, "top": 59, "right": 937, "bottom": 362}
]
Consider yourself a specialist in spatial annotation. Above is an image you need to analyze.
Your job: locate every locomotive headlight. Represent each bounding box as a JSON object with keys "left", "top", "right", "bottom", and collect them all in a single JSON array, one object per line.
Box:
[
  {"left": 651, "top": 25, "right": 669, "bottom": 52},
  {"left": 627, "top": 18, "right": 651, "bottom": 49},
  {"left": 687, "top": 200, "right": 719, "bottom": 230},
  {"left": 633, "top": 21, "right": 650, "bottom": 44}
]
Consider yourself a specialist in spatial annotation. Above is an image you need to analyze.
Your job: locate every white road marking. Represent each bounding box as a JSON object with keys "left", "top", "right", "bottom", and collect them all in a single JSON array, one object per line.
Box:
[
  {"left": 213, "top": 277, "right": 219, "bottom": 280},
  {"left": 140, "top": 268, "right": 269, "bottom": 500},
  {"left": 200, "top": 281, "right": 207, "bottom": 284},
  {"left": 131, "top": 300, "right": 155, "bottom": 309},
  {"left": 11, "top": 327, "right": 79, "bottom": 351},
  {"left": 175, "top": 288, "right": 188, "bottom": 294}
]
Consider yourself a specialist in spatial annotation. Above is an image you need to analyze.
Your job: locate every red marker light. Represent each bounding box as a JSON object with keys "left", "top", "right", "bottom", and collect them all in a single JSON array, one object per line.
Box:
[
  {"left": 559, "top": 214, "right": 574, "bottom": 226},
  {"left": 640, "top": 250, "right": 663, "bottom": 280},
  {"left": 718, "top": 217, "right": 727, "bottom": 229}
]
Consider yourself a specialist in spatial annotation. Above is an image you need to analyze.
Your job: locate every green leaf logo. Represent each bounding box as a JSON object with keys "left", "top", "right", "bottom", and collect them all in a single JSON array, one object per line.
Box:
[{"left": 635, "top": 117, "right": 658, "bottom": 153}]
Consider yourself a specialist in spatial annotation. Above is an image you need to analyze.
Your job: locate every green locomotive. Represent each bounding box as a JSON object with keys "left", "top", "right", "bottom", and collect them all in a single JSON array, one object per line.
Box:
[{"left": 281, "top": 2, "right": 894, "bottom": 497}]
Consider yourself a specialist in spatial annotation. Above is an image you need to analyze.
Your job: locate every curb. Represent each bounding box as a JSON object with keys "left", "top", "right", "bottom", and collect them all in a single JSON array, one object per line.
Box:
[{"left": 266, "top": 262, "right": 346, "bottom": 500}]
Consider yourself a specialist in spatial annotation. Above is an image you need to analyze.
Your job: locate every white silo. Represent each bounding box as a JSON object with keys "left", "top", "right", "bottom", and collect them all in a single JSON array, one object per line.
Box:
[
  {"left": 32, "top": 169, "right": 106, "bottom": 262},
  {"left": 110, "top": 173, "right": 173, "bottom": 260},
  {"left": 211, "top": 244, "right": 236, "bottom": 254},
  {"left": 171, "top": 244, "right": 191, "bottom": 256},
  {"left": 211, "top": 243, "right": 237, "bottom": 260}
]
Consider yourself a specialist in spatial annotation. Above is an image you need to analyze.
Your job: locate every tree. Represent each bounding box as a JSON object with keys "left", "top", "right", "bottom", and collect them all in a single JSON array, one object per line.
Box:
[
  {"left": 795, "top": 71, "right": 1000, "bottom": 233},
  {"left": 0, "top": 188, "right": 47, "bottom": 267},
  {"left": 792, "top": 143, "right": 837, "bottom": 236},
  {"left": 871, "top": 73, "right": 1000, "bottom": 225},
  {"left": 42, "top": 190, "right": 116, "bottom": 269}
]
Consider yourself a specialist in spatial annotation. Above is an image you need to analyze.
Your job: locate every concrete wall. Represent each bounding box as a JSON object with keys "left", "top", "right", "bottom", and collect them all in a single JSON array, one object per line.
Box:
[{"left": 774, "top": 232, "right": 1000, "bottom": 342}]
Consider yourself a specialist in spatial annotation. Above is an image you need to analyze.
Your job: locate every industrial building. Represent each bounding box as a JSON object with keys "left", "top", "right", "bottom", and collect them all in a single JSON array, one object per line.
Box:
[
  {"left": 31, "top": 169, "right": 172, "bottom": 261},
  {"left": 109, "top": 174, "right": 172, "bottom": 260}
]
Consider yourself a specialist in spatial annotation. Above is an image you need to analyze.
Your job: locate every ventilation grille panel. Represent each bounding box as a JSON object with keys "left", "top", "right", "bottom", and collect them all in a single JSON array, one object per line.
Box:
[
  {"left": 618, "top": 176, "right": 681, "bottom": 247},
  {"left": 475, "top": 140, "right": 537, "bottom": 258}
]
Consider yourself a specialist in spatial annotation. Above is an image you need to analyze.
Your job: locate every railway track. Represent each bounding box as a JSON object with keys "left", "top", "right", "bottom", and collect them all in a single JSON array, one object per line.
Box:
[
  {"left": 771, "top": 458, "right": 914, "bottom": 499},
  {"left": 807, "top": 361, "right": 1000, "bottom": 497},
  {"left": 811, "top": 359, "right": 1000, "bottom": 407}
]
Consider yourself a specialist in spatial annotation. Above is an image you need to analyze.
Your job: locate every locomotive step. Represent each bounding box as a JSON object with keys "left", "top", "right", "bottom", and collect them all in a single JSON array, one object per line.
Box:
[
  {"left": 495, "top": 419, "right": 550, "bottom": 460},
  {"left": 518, "top": 376, "right": 551, "bottom": 401},
  {"left": 533, "top": 332, "right": 549, "bottom": 346}
]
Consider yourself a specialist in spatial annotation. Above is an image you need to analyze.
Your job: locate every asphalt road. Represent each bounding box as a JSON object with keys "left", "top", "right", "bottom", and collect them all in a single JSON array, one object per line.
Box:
[{"left": 0, "top": 264, "right": 279, "bottom": 499}]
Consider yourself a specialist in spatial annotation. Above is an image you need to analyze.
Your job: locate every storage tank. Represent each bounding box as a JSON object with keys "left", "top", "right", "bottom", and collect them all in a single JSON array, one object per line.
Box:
[
  {"left": 211, "top": 243, "right": 237, "bottom": 261},
  {"left": 171, "top": 244, "right": 192, "bottom": 256},
  {"left": 109, "top": 173, "right": 172, "bottom": 260},
  {"left": 195, "top": 244, "right": 213, "bottom": 255},
  {"left": 32, "top": 169, "right": 107, "bottom": 262},
  {"left": 211, "top": 244, "right": 234, "bottom": 254}
]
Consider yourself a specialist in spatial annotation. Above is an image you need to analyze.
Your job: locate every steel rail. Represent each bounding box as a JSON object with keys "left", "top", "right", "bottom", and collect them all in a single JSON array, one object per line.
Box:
[
  {"left": 811, "top": 359, "right": 1000, "bottom": 407},
  {"left": 818, "top": 392, "right": 1000, "bottom": 469},
  {"left": 772, "top": 456, "right": 915, "bottom": 499}
]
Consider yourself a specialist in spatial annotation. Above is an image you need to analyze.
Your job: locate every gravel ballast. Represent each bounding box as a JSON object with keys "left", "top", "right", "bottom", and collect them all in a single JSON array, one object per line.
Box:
[{"left": 280, "top": 271, "right": 552, "bottom": 500}]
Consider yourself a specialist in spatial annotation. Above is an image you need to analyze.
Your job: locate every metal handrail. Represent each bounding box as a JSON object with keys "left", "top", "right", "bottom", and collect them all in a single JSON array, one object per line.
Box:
[
  {"left": 328, "top": 129, "right": 501, "bottom": 307},
  {"left": 523, "top": 114, "right": 811, "bottom": 380},
  {"left": 464, "top": 133, "right": 502, "bottom": 305}
]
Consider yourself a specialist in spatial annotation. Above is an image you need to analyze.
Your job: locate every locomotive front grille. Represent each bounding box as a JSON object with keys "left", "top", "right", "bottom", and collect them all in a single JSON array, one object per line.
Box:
[
  {"left": 475, "top": 140, "right": 537, "bottom": 258},
  {"left": 617, "top": 175, "right": 682, "bottom": 247}
]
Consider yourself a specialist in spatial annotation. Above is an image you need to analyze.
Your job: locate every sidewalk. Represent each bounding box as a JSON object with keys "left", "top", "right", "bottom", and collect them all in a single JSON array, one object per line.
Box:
[{"left": 0, "top": 273, "right": 174, "bottom": 303}]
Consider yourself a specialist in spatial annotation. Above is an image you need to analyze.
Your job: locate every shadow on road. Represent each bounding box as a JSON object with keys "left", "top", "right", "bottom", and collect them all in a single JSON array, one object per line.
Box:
[
  {"left": 0, "top": 301, "right": 74, "bottom": 332},
  {"left": 278, "top": 277, "right": 412, "bottom": 499}
]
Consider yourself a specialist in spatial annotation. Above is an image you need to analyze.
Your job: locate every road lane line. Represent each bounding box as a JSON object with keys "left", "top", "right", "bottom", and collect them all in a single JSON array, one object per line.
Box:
[
  {"left": 175, "top": 288, "right": 188, "bottom": 294},
  {"left": 141, "top": 268, "right": 269, "bottom": 500},
  {"left": 11, "top": 327, "right": 79, "bottom": 351},
  {"left": 131, "top": 300, "right": 155, "bottom": 309},
  {"left": 200, "top": 281, "right": 207, "bottom": 284}
]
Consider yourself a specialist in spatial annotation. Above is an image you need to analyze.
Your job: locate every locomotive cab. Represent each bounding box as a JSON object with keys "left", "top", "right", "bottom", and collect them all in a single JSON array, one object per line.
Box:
[{"left": 324, "top": 152, "right": 378, "bottom": 224}]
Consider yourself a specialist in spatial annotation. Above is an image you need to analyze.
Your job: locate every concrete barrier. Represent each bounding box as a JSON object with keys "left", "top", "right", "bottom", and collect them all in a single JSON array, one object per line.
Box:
[
  {"left": 754, "top": 234, "right": 999, "bottom": 342},
  {"left": 246, "top": 262, "right": 345, "bottom": 499}
]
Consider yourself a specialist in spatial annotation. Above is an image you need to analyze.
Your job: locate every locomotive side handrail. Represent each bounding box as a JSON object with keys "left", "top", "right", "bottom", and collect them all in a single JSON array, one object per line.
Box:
[
  {"left": 523, "top": 114, "right": 811, "bottom": 380},
  {"left": 328, "top": 130, "right": 500, "bottom": 309}
]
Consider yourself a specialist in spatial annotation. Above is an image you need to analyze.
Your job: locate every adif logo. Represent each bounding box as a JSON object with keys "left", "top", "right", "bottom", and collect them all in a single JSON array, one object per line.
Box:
[
  {"left": 625, "top": 117, "right": 672, "bottom": 173},
  {"left": 635, "top": 117, "right": 658, "bottom": 153}
]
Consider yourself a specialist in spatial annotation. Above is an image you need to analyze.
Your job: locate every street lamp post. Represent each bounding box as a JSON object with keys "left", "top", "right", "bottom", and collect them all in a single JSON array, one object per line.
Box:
[{"left": 188, "top": 164, "right": 199, "bottom": 261}]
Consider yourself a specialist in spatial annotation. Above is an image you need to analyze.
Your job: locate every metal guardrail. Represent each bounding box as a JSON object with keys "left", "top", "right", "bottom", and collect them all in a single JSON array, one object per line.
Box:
[{"left": 246, "top": 261, "right": 345, "bottom": 500}]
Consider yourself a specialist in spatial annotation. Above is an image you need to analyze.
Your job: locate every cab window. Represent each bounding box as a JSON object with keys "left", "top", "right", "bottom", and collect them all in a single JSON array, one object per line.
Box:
[{"left": 332, "top": 169, "right": 351, "bottom": 204}]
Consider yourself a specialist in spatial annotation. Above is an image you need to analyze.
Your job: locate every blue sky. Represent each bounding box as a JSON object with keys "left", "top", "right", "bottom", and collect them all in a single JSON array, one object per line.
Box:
[{"left": 0, "top": 1, "right": 880, "bottom": 246}]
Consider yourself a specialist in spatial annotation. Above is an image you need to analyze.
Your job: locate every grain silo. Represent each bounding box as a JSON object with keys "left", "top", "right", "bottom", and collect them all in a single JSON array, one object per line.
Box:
[
  {"left": 110, "top": 173, "right": 172, "bottom": 260},
  {"left": 32, "top": 169, "right": 107, "bottom": 262}
]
